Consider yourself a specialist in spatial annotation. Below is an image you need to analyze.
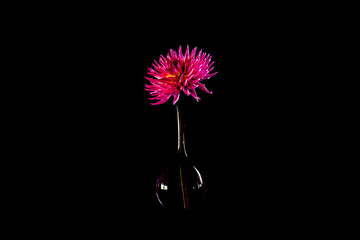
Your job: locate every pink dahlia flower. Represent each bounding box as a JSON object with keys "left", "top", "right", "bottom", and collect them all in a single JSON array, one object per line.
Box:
[{"left": 145, "top": 45, "right": 217, "bottom": 105}]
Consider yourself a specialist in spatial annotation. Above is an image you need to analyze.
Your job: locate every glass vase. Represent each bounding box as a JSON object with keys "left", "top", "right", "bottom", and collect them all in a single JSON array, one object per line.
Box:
[{"left": 155, "top": 101, "right": 207, "bottom": 209}]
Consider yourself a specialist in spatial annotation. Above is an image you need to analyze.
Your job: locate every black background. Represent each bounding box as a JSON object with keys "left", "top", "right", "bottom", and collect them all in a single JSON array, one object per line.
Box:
[
  {"left": 139, "top": 39, "right": 322, "bottom": 218},
  {"left": 54, "top": 37, "right": 323, "bottom": 224},
  {"left": 36, "top": 9, "right": 335, "bottom": 233}
]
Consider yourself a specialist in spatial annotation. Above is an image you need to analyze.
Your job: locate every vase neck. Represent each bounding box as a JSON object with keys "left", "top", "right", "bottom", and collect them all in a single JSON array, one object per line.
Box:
[{"left": 176, "top": 102, "right": 188, "bottom": 158}]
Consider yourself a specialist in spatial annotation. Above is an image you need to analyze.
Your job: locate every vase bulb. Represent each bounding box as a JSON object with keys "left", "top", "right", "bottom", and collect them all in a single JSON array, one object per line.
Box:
[{"left": 155, "top": 162, "right": 206, "bottom": 209}]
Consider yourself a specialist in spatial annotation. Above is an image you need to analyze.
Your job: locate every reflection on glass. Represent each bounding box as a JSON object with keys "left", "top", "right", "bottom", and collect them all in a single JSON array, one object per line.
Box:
[{"left": 156, "top": 163, "right": 206, "bottom": 209}]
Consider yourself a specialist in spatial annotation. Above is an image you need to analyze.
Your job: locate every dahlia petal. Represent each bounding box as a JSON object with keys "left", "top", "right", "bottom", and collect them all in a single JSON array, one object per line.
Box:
[
  {"left": 151, "top": 66, "right": 163, "bottom": 74},
  {"left": 191, "top": 47, "right": 197, "bottom": 59},
  {"left": 200, "top": 52, "right": 207, "bottom": 62},
  {"left": 171, "top": 65, "right": 180, "bottom": 75},
  {"left": 172, "top": 93, "right": 180, "bottom": 105},
  {"left": 151, "top": 94, "right": 172, "bottom": 105},
  {"left": 187, "top": 68, "right": 194, "bottom": 77},
  {"left": 178, "top": 46, "right": 183, "bottom": 62},
  {"left": 171, "top": 49, "right": 178, "bottom": 59},
  {"left": 166, "top": 53, "right": 171, "bottom": 60},
  {"left": 185, "top": 45, "right": 190, "bottom": 61},
  {"left": 182, "top": 63, "right": 188, "bottom": 75},
  {"left": 196, "top": 49, "right": 203, "bottom": 62},
  {"left": 145, "top": 84, "right": 156, "bottom": 90},
  {"left": 180, "top": 86, "right": 190, "bottom": 96},
  {"left": 159, "top": 55, "right": 167, "bottom": 68},
  {"left": 208, "top": 61, "right": 215, "bottom": 69},
  {"left": 198, "top": 83, "right": 213, "bottom": 94},
  {"left": 206, "top": 72, "right": 218, "bottom": 79},
  {"left": 148, "top": 67, "right": 155, "bottom": 73},
  {"left": 189, "top": 88, "right": 200, "bottom": 102},
  {"left": 187, "top": 83, "right": 198, "bottom": 89},
  {"left": 145, "top": 76, "right": 162, "bottom": 85},
  {"left": 149, "top": 96, "right": 160, "bottom": 100},
  {"left": 148, "top": 72, "right": 162, "bottom": 79},
  {"left": 191, "top": 70, "right": 204, "bottom": 81},
  {"left": 202, "top": 58, "right": 209, "bottom": 67},
  {"left": 153, "top": 60, "right": 161, "bottom": 68},
  {"left": 147, "top": 71, "right": 161, "bottom": 78},
  {"left": 166, "top": 76, "right": 179, "bottom": 81},
  {"left": 204, "top": 54, "right": 211, "bottom": 65},
  {"left": 170, "top": 49, "right": 175, "bottom": 58}
]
